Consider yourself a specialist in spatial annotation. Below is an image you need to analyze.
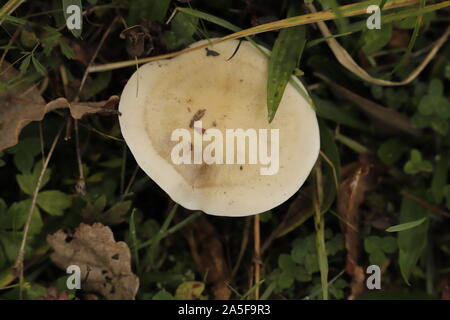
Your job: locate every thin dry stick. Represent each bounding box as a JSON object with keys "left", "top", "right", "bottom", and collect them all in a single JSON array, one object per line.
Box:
[
  {"left": 0, "top": 0, "right": 26, "bottom": 26},
  {"left": 254, "top": 215, "right": 261, "bottom": 300},
  {"left": 87, "top": 0, "right": 423, "bottom": 73},
  {"left": 306, "top": 3, "right": 450, "bottom": 86},
  {"left": 0, "top": 25, "right": 22, "bottom": 69},
  {"left": 38, "top": 122, "right": 45, "bottom": 162},
  {"left": 74, "top": 119, "right": 86, "bottom": 195},
  {"left": 13, "top": 124, "right": 64, "bottom": 298},
  {"left": 401, "top": 191, "right": 450, "bottom": 218},
  {"left": 232, "top": 217, "right": 251, "bottom": 279},
  {"left": 120, "top": 164, "right": 140, "bottom": 201},
  {"left": 74, "top": 16, "right": 119, "bottom": 102},
  {"left": 72, "top": 16, "right": 119, "bottom": 195}
]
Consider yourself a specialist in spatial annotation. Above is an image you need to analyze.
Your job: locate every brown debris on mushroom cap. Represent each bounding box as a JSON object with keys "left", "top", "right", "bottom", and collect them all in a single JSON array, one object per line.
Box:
[{"left": 119, "top": 39, "right": 320, "bottom": 216}]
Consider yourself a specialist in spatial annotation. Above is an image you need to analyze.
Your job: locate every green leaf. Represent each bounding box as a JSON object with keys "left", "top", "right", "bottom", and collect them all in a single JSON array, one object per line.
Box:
[
  {"left": 175, "top": 281, "right": 205, "bottom": 300},
  {"left": 259, "top": 211, "right": 272, "bottom": 223},
  {"left": 294, "top": 266, "right": 312, "bottom": 282},
  {"left": 102, "top": 200, "right": 132, "bottom": 225},
  {"left": 127, "top": 0, "right": 170, "bottom": 25},
  {"left": 304, "top": 252, "right": 319, "bottom": 275},
  {"left": 326, "top": 234, "right": 344, "bottom": 255},
  {"left": 362, "top": 24, "right": 392, "bottom": 54},
  {"left": 404, "top": 149, "right": 433, "bottom": 175},
  {"left": 319, "top": 121, "right": 341, "bottom": 213},
  {"left": 397, "top": 193, "right": 429, "bottom": 285},
  {"left": 41, "top": 27, "right": 62, "bottom": 56},
  {"left": 278, "top": 254, "right": 297, "bottom": 276},
  {"left": 13, "top": 150, "right": 34, "bottom": 173},
  {"left": 80, "top": 71, "right": 111, "bottom": 100},
  {"left": 444, "top": 186, "right": 450, "bottom": 210},
  {"left": 16, "top": 161, "right": 51, "bottom": 196},
  {"left": 291, "top": 239, "right": 308, "bottom": 263},
  {"left": 267, "top": 4, "right": 306, "bottom": 122},
  {"left": 364, "top": 236, "right": 382, "bottom": 254},
  {"left": 431, "top": 155, "right": 448, "bottom": 203},
  {"left": 59, "top": 38, "right": 75, "bottom": 60},
  {"left": 152, "top": 290, "right": 174, "bottom": 300},
  {"left": 2, "top": 200, "right": 43, "bottom": 234},
  {"left": 430, "top": 119, "right": 448, "bottom": 135},
  {"left": 369, "top": 250, "right": 387, "bottom": 266},
  {"left": 19, "top": 55, "right": 31, "bottom": 75},
  {"left": 277, "top": 271, "right": 294, "bottom": 289},
  {"left": 172, "top": 12, "right": 198, "bottom": 38},
  {"left": 381, "top": 236, "right": 398, "bottom": 254},
  {"left": 31, "top": 56, "right": 47, "bottom": 76},
  {"left": 163, "top": 11, "right": 199, "bottom": 50},
  {"left": 386, "top": 217, "right": 428, "bottom": 232},
  {"left": 428, "top": 79, "right": 443, "bottom": 97},
  {"left": 62, "top": 0, "right": 83, "bottom": 38},
  {"left": 314, "top": 97, "right": 368, "bottom": 132},
  {"left": 445, "top": 63, "right": 450, "bottom": 80},
  {"left": 377, "top": 139, "right": 408, "bottom": 165},
  {"left": 37, "top": 190, "right": 72, "bottom": 216}
]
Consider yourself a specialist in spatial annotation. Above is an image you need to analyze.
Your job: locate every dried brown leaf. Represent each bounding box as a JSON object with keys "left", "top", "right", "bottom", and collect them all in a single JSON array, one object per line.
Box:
[
  {"left": 184, "top": 216, "right": 231, "bottom": 300},
  {"left": 47, "top": 223, "right": 139, "bottom": 300},
  {"left": 337, "top": 154, "right": 380, "bottom": 299},
  {"left": 0, "top": 62, "right": 120, "bottom": 152}
]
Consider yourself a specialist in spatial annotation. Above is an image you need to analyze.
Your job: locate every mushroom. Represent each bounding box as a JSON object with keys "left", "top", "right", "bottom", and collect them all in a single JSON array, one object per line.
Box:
[{"left": 119, "top": 39, "right": 320, "bottom": 217}]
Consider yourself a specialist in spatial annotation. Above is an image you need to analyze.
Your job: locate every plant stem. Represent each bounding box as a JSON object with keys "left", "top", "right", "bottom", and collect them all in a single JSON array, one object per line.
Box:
[
  {"left": 13, "top": 124, "right": 63, "bottom": 299},
  {"left": 254, "top": 214, "right": 261, "bottom": 300}
]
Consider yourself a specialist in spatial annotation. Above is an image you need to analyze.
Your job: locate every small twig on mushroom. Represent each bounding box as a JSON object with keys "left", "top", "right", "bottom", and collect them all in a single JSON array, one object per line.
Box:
[{"left": 13, "top": 123, "right": 64, "bottom": 299}]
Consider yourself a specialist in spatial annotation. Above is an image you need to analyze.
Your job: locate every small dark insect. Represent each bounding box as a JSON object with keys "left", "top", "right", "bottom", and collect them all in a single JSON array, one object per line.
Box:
[
  {"left": 205, "top": 48, "right": 220, "bottom": 57},
  {"left": 189, "top": 109, "right": 206, "bottom": 128}
]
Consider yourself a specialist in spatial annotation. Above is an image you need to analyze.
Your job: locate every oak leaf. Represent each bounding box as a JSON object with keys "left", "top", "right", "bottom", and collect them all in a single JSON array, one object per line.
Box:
[{"left": 47, "top": 223, "right": 139, "bottom": 300}]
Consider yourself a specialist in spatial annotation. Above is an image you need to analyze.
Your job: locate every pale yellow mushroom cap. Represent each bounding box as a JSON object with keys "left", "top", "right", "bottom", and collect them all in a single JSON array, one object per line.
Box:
[{"left": 119, "top": 39, "right": 320, "bottom": 217}]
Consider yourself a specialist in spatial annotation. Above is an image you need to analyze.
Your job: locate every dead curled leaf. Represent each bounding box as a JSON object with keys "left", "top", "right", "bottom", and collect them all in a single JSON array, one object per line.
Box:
[
  {"left": 0, "top": 62, "right": 120, "bottom": 152},
  {"left": 337, "top": 154, "right": 381, "bottom": 300},
  {"left": 183, "top": 216, "right": 231, "bottom": 300},
  {"left": 47, "top": 223, "right": 139, "bottom": 300}
]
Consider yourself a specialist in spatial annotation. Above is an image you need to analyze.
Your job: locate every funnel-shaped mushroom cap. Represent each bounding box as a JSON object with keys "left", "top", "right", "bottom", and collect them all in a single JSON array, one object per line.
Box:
[{"left": 119, "top": 39, "right": 320, "bottom": 217}]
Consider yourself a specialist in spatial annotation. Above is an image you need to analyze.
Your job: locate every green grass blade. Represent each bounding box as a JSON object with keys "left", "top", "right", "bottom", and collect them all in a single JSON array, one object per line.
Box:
[
  {"left": 389, "top": 0, "right": 426, "bottom": 75},
  {"left": 313, "top": 165, "right": 329, "bottom": 300},
  {"left": 267, "top": 4, "right": 306, "bottom": 122},
  {"left": 386, "top": 216, "right": 428, "bottom": 232},
  {"left": 129, "top": 209, "right": 141, "bottom": 274},
  {"left": 177, "top": 7, "right": 241, "bottom": 32}
]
